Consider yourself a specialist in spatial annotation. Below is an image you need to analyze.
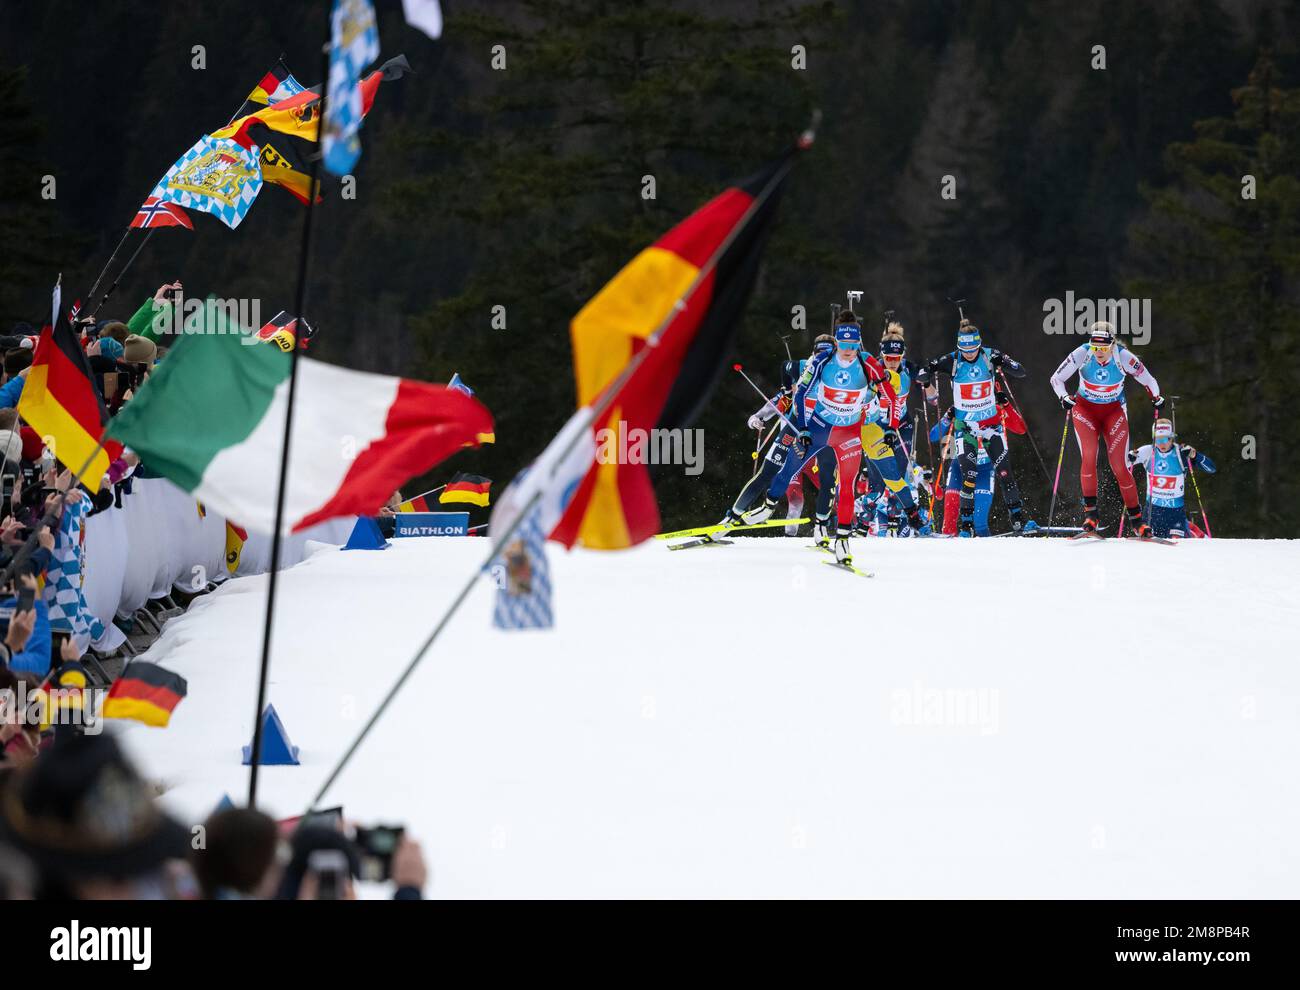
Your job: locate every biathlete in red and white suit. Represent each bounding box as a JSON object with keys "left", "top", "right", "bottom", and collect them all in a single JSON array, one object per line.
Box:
[{"left": 1049, "top": 320, "right": 1166, "bottom": 537}]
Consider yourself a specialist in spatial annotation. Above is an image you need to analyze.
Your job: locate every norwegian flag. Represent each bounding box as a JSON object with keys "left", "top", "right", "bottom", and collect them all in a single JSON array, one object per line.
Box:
[{"left": 131, "top": 195, "right": 194, "bottom": 230}]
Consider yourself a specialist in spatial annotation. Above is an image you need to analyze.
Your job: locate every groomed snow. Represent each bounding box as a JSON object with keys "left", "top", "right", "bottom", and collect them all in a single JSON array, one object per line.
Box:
[{"left": 116, "top": 535, "right": 1300, "bottom": 898}]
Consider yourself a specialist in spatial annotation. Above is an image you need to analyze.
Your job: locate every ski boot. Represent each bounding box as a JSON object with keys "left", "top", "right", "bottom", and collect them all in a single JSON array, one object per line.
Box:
[
  {"left": 958, "top": 512, "right": 975, "bottom": 538},
  {"left": 1081, "top": 497, "right": 1100, "bottom": 534},
  {"left": 1007, "top": 503, "right": 1029, "bottom": 533},
  {"left": 1125, "top": 505, "right": 1152, "bottom": 539},
  {"left": 813, "top": 514, "right": 833, "bottom": 550},
  {"left": 742, "top": 497, "right": 779, "bottom": 525},
  {"left": 716, "top": 507, "right": 746, "bottom": 529},
  {"left": 1021, "top": 519, "right": 1040, "bottom": 535},
  {"left": 906, "top": 507, "right": 932, "bottom": 536},
  {"left": 833, "top": 536, "right": 852, "bottom": 565}
]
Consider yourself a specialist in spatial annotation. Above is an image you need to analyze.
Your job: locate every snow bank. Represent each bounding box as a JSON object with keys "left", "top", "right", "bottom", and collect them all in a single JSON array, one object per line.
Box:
[{"left": 115, "top": 535, "right": 1300, "bottom": 897}]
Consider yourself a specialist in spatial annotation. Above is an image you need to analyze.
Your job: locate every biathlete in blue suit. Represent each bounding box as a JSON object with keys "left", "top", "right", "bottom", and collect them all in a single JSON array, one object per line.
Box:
[{"left": 1126, "top": 418, "right": 1216, "bottom": 538}]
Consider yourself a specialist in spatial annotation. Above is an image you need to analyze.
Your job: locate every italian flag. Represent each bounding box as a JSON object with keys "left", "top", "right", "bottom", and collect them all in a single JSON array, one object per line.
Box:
[{"left": 107, "top": 325, "right": 493, "bottom": 535}]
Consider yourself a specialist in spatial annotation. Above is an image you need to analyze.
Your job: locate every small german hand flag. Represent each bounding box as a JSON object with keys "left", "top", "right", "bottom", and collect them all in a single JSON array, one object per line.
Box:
[
  {"left": 398, "top": 494, "right": 430, "bottom": 513},
  {"left": 102, "top": 662, "right": 188, "bottom": 728},
  {"left": 440, "top": 473, "right": 491, "bottom": 507}
]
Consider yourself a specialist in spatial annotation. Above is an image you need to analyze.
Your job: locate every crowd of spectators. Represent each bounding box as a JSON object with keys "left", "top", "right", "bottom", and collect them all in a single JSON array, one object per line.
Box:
[{"left": 0, "top": 284, "right": 429, "bottom": 899}]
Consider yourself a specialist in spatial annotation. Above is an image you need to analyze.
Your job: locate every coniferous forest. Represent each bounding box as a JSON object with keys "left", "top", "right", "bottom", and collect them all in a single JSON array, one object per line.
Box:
[{"left": 3, "top": 0, "right": 1298, "bottom": 536}]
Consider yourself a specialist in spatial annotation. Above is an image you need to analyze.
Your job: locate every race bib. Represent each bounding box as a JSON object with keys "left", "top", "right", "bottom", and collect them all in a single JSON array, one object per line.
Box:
[{"left": 1150, "top": 473, "right": 1184, "bottom": 498}]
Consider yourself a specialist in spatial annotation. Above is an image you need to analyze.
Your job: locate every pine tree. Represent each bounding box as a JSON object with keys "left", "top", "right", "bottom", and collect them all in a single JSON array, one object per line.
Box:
[
  {"left": 1126, "top": 54, "right": 1300, "bottom": 536},
  {"left": 389, "top": 0, "right": 832, "bottom": 524},
  {"left": 0, "top": 67, "right": 81, "bottom": 325}
]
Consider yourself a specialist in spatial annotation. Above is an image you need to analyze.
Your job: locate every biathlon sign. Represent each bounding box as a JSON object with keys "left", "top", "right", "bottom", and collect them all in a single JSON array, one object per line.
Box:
[{"left": 393, "top": 511, "right": 470, "bottom": 537}]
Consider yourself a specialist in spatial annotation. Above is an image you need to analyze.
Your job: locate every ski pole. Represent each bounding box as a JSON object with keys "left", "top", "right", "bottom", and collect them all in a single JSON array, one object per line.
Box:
[
  {"left": 732, "top": 365, "right": 801, "bottom": 435},
  {"left": 753, "top": 419, "right": 778, "bottom": 460},
  {"left": 998, "top": 370, "right": 1051, "bottom": 487},
  {"left": 1168, "top": 394, "right": 1209, "bottom": 536},
  {"left": 1045, "top": 407, "right": 1072, "bottom": 531},
  {"left": 1187, "top": 461, "right": 1212, "bottom": 537}
]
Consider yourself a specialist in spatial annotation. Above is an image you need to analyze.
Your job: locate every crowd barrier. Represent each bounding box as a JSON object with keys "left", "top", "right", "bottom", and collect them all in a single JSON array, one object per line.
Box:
[{"left": 81, "top": 477, "right": 355, "bottom": 652}]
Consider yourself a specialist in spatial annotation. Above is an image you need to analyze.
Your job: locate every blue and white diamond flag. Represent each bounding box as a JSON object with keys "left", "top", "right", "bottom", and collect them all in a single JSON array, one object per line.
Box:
[
  {"left": 489, "top": 505, "right": 555, "bottom": 631},
  {"left": 151, "top": 136, "right": 264, "bottom": 230},
  {"left": 322, "top": 0, "right": 380, "bottom": 177}
]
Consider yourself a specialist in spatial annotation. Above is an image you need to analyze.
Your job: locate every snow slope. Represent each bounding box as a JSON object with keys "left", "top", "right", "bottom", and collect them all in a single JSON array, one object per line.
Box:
[{"left": 115, "top": 535, "right": 1300, "bottom": 898}]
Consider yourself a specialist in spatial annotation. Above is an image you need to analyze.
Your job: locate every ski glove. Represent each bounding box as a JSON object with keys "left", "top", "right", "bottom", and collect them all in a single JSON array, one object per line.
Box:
[
  {"left": 1059, "top": 394, "right": 1076, "bottom": 410},
  {"left": 881, "top": 427, "right": 901, "bottom": 450},
  {"left": 1152, "top": 394, "right": 1166, "bottom": 411},
  {"left": 797, "top": 430, "right": 812, "bottom": 453},
  {"left": 747, "top": 414, "right": 765, "bottom": 431}
]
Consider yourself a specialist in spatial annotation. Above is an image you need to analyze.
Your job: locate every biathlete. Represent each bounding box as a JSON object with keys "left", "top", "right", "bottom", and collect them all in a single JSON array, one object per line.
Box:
[
  {"left": 1127, "top": 418, "right": 1215, "bottom": 538},
  {"left": 1049, "top": 320, "right": 1166, "bottom": 537}
]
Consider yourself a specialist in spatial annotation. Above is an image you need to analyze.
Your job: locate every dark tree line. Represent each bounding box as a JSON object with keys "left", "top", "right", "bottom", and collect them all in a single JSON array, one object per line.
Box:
[{"left": 1, "top": 0, "right": 1297, "bottom": 535}]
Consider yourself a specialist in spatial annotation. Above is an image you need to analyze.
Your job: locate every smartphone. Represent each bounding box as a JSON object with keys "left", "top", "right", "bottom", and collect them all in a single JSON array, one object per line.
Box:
[
  {"left": 354, "top": 825, "right": 404, "bottom": 882},
  {"left": 102, "top": 371, "right": 120, "bottom": 401},
  {"left": 306, "top": 848, "right": 349, "bottom": 900},
  {"left": 16, "top": 584, "right": 35, "bottom": 614}
]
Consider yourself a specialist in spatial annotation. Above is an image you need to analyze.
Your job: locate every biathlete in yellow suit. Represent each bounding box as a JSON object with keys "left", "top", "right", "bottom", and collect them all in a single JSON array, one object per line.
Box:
[{"left": 858, "top": 324, "right": 931, "bottom": 535}]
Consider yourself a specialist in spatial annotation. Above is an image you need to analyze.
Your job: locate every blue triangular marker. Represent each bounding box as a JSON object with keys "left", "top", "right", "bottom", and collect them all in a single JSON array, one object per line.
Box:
[
  {"left": 342, "top": 516, "right": 389, "bottom": 550},
  {"left": 241, "top": 704, "right": 301, "bottom": 765},
  {"left": 213, "top": 793, "right": 235, "bottom": 814}
]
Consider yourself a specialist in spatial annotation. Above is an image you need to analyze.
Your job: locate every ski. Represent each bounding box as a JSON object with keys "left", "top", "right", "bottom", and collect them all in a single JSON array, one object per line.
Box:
[
  {"left": 1125, "top": 536, "right": 1178, "bottom": 546},
  {"left": 823, "top": 559, "right": 874, "bottom": 578},
  {"left": 666, "top": 537, "right": 735, "bottom": 551},
  {"left": 656, "top": 517, "right": 809, "bottom": 541}
]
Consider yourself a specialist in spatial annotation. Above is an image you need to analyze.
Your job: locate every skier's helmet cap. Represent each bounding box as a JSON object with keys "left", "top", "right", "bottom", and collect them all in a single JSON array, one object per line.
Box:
[
  {"left": 1089, "top": 321, "right": 1115, "bottom": 348},
  {"left": 956, "top": 325, "right": 982, "bottom": 353},
  {"left": 1152, "top": 418, "right": 1175, "bottom": 444},
  {"left": 834, "top": 324, "right": 862, "bottom": 348},
  {"left": 880, "top": 338, "right": 906, "bottom": 357}
]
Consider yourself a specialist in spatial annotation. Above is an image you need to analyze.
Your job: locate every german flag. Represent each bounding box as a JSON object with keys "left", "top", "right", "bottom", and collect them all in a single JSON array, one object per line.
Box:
[
  {"left": 440, "top": 473, "right": 491, "bottom": 507},
  {"left": 248, "top": 123, "right": 324, "bottom": 206},
  {"left": 214, "top": 55, "right": 410, "bottom": 147},
  {"left": 102, "top": 662, "right": 188, "bottom": 728},
  {"left": 18, "top": 285, "right": 123, "bottom": 492},
  {"left": 549, "top": 143, "right": 804, "bottom": 549},
  {"left": 398, "top": 494, "right": 430, "bottom": 513},
  {"left": 224, "top": 521, "right": 248, "bottom": 574}
]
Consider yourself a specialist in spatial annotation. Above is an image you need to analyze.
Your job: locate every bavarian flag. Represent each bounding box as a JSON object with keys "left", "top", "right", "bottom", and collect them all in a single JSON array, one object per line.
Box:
[
  {"left": 440, "top": 473, "right": 491, "bottom": 507},
  {"left": 102, "top": 662, "right": 188, "bottom": 728},
  {"left": 549, "top": 143, "right": 803, "bottom": 549},
  {"left": 19, "top": 281, "right": 122, "bottom": 492}
]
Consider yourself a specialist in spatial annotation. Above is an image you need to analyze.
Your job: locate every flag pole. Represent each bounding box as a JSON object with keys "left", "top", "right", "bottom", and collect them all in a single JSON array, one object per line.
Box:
[
  {"left": 247, "top": 31, "right": 332, "bottom": 809},
  {"left": 86, "top": 229, "right": 157, "bottom": 320},
  {"left": 404, "top": 483, "right": 447, "bottom": 504},
  {"left": 305, "top": 123, "right": 818, "bottom": 812},
  {"left": 85, "top": 76, "right": 265, "bottom": 323},
  {"left": 82, "top": 231, "right": 134, "bottom": 313}
]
